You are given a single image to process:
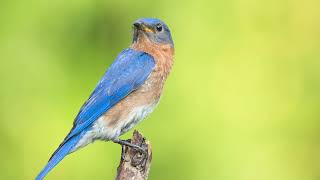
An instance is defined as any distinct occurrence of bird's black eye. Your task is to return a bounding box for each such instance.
[155,23,163,32]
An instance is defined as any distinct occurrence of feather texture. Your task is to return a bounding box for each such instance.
[35,48,155,180]
[35,134,82,180]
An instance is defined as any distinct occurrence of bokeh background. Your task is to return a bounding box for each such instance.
[1,0,320,179]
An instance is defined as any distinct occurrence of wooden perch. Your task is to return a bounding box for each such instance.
[115,130,152,180]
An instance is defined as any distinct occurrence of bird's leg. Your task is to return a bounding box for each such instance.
[113,139,147,157]
[120,143,127,161]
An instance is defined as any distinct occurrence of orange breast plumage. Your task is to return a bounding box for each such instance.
[71,40,174,151]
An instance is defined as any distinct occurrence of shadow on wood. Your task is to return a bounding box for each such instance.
[115,130,152,180]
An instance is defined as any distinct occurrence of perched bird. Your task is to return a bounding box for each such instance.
[35,18,174,180]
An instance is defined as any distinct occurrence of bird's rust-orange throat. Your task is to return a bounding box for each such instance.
[132,36,174,76]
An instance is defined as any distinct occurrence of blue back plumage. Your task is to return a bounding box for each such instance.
[35,48,155,180]
[66,48,155,141]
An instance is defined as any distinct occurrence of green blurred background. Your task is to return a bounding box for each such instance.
[1,0,320,179]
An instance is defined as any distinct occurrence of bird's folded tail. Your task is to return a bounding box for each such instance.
[35,134,81,180]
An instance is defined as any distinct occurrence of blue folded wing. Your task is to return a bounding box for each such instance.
[36,48,155,180]
[66,48,155,142]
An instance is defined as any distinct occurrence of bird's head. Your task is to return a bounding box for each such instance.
[132,18,174,47]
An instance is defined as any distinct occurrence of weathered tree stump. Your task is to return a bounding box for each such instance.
[115,130,152,180]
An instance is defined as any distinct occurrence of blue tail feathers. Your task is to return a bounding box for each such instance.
[35,134,81,180]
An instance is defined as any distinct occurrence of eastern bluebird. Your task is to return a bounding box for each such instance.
[35,18,174,180]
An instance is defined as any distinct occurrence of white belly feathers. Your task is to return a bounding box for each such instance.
[71,101,159,152]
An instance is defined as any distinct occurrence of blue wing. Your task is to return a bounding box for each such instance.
[35,48,155,180]
[66,48,155,142]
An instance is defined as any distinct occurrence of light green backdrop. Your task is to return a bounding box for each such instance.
[0,0,319,179]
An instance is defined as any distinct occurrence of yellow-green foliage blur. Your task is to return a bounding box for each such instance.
[0,0,319,179]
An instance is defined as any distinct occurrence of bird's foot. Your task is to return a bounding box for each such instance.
[113,139,147,160]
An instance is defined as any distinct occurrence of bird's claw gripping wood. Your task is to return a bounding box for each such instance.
[113,138,148,160]
[115,131,152,180]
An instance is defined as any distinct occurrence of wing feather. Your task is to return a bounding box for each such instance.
[61,48,155,146]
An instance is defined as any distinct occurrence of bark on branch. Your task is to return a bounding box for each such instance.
[115,130,152,180]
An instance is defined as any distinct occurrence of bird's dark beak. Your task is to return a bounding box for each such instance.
[133,22,142,29]
[133,22,154,33]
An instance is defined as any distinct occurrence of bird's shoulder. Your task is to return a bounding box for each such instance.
[64,48,156,143]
